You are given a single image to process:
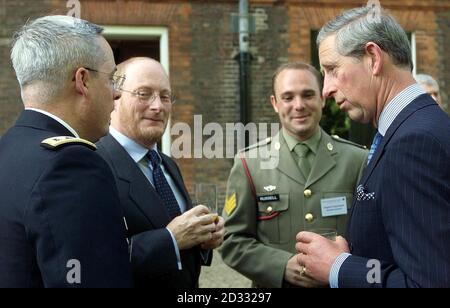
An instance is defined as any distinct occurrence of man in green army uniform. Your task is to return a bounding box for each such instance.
[219,62,368,288]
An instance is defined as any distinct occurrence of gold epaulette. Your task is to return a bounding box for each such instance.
[331,135,367,150]
[40,136,96,151]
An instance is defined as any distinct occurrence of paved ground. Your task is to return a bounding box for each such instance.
[199,251,252,288]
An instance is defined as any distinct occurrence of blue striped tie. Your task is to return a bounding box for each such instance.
[147,150,181,220]
[367,132,383,165]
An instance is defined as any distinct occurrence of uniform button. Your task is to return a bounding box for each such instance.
[266,206,273,213]
[305,213,314,222]
[304,189,312,198]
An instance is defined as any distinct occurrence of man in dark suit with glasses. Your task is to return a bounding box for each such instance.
[97,57,225,288]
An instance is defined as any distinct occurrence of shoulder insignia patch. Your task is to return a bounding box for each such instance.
[41,136,97,151]
[331,135,367,150]
[224,193,237,216]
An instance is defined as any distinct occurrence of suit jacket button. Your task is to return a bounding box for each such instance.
[266,206,273,213]
[304,189,312,198]
[305,213,314,222]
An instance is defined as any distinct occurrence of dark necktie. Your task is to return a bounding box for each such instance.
[147,150,181,220]
[367,132,383,165]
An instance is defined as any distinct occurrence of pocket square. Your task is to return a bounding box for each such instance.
[356,185,375,201]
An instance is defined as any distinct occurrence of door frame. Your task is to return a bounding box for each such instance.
[102,26,172,156]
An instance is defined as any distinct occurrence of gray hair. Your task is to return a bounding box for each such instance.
[415,74,439,89]
[11,15,105,101]
[317,6,413,71]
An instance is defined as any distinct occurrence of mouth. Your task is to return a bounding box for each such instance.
[143,117,163,122]
[292,114,310,120]
[142,117,165,126]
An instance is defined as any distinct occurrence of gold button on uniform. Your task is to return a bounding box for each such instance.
[267,206,273,213]
[304,189,312,198]
[305,213,314,222]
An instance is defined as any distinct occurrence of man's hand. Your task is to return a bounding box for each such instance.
[167,205,217,250]
[295,232,349,284]
[200,216,225,250]
[284,255,327,288]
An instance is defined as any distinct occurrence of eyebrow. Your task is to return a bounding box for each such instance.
[321,64,336,72]
[280,89,318,96]
[136,86,172,93]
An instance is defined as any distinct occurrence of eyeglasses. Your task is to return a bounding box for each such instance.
[85,67,126,91]
[120,88,175,105]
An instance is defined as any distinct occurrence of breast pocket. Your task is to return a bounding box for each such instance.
[256,193,290,244]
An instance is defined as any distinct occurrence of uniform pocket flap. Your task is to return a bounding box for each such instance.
[257,193,289,213]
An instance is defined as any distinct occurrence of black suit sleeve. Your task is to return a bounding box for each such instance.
[130,228,180,279]
[24,146,132,288]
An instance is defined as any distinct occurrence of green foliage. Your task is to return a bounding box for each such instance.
[320,99,350,139]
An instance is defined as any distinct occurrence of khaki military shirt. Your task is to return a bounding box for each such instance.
[219,129,368,287]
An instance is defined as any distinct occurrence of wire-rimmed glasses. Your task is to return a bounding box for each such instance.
[120,88,175,105]
[85,67,126,91]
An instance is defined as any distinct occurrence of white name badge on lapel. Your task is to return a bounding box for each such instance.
[320,197,348,217]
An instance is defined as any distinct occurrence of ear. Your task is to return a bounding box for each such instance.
[270,95,279,113]
[365,42,383,76]
[74,67,90,97]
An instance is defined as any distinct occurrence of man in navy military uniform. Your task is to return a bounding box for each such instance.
[0,15,132,287]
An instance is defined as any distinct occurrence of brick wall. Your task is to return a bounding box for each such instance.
[437,10,449,112]
[0,0,55,134]
[0,0,449,206]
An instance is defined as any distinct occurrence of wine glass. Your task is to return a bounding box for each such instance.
[194,183,219,223]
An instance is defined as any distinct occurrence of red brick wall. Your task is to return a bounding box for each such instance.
[1,0,449,205]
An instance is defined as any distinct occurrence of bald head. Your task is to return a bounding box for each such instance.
[415,74,443,108]
[117,57,166,78]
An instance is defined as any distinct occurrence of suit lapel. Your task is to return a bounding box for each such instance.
[100,134,171,228]
[275,132,306,185]
[305,131,337,187]
[360,94,435,186]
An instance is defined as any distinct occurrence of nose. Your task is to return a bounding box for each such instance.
[322,74,336,99]
[148,94,164,111]
[293,95,305,110]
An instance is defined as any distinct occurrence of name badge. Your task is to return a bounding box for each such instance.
[320,196,348,217]
[257,194,280,203]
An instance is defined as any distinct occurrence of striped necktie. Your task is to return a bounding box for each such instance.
[147,150,181,220]
[367,132,383,165]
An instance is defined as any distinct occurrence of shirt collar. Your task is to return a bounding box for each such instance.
[25,108,79,137]
[109,126,158,163]
[377,83,425,136]
[283,127,322,155]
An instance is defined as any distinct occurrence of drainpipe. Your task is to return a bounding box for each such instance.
[238,0,251,146]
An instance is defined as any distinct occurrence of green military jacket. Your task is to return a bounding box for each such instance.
[219,129,368,287]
